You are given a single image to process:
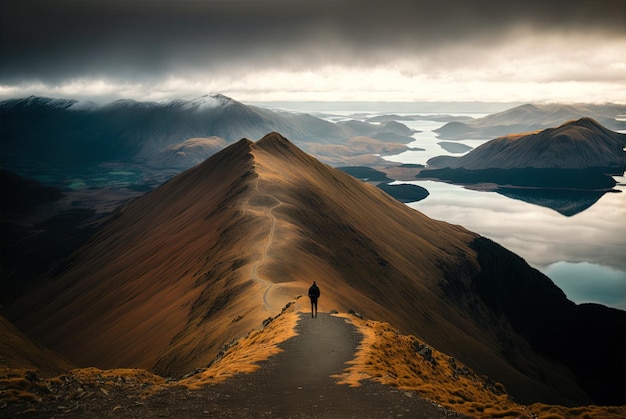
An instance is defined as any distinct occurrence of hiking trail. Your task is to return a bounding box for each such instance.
[248,175,284,311]
[142,312,466,418]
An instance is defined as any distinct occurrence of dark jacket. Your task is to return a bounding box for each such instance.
[308,284,320,300]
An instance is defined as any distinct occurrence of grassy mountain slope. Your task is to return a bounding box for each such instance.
[6,133,623,406]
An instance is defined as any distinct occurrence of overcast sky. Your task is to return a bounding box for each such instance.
[1,0,624,104]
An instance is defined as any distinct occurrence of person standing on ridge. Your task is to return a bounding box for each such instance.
[308,281,320,318]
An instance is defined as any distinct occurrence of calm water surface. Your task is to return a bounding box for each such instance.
[405,179,626,310]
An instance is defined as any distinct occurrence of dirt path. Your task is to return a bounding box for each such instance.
[261,199,283,310]
[140,313,467,418]
[248,177,284,312]
[4,313,467,418]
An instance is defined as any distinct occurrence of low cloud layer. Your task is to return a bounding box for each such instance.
[1,0,624,102]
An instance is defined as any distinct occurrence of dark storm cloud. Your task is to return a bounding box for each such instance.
[1,0,623,84]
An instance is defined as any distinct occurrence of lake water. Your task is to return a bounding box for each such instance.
[323,110,626,311]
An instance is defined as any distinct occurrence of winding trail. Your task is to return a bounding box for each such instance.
[248,174,285,311]
[251,198,284,310]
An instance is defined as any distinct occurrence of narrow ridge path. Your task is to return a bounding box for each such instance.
[248,174,284,312]
[261,199,283,309]
[144,313,467,418]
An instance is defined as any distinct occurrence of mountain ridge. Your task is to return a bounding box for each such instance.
[5,133,624,406]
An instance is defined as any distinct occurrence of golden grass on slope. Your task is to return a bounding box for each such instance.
[501,130,542,140]
[179,300,300,389]
[331,314,529,418]
[333,314,625,419]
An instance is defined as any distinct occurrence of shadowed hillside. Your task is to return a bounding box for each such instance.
[0,316,73,377]
[0,170,100,302]
[5,133,624,407]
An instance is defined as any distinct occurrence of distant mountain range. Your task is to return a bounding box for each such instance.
[0,94,417,175]
[3,95,623,183]
[428,118,626,171]
[5,134,623,406]
[0,94,336,170]
[420,118,626,215]
[434,103,626,139]
[336,119,416,143]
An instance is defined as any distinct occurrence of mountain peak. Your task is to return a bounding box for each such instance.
[181,94,233,111]
[255,131,297,151]
[208,92,234,102]
[252,131,323,172]
[192,137,254,174]
[563,116,603,130]
[553,117,626,147]
[254,131,310,159]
